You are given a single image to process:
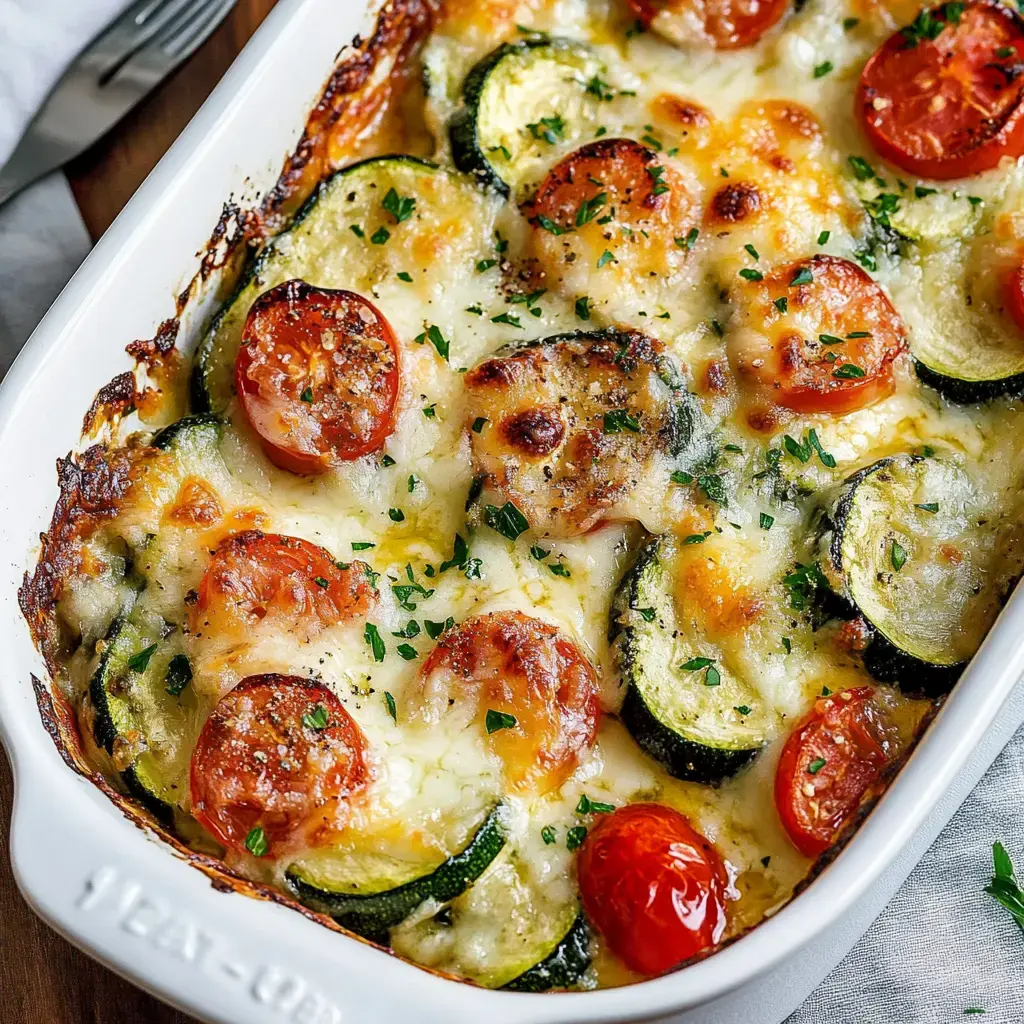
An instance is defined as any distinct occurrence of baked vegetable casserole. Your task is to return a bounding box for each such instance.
[21,0,1024,991]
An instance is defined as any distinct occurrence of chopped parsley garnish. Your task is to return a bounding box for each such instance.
[566,826,588,851]
[575,295,591,320]
[350,224,365,239]
[705,665,721,686]
[245,826,269,857]
[476,258,498,273]
[782,637,792,653]
[364,623,386,662]
[541,825,557,845]
[783,562,829,611]
[127,644,158,673]
[647,165,670,196]
[164,654,192,697]
[576,192,608,226]
[813,60,834,78]
[848,155,875,181]
[527,114,566,144]
[388,508,405,522]
[370,225,391,245]
[392,620,420,639]
[760,512,775,531]
[424,616,454,640]
[351,541,374,551]
[548,562,571,578]
[807,757,827,775]
[843,16,859,29]
[739,268,763,281]
[891,539,908,571]
[744,243,760,261]
[817,230,831,245]
[300,387,314,403]
[485,501,530,541]
[915,502,939,513]
[485,709,517,733]
[407,475,418,493]
[603,409,641,433]
[382,187,416,223]
[833,363,866,379]
[384,691,397,722]
[313,575,330,588]
[423,403,437,418]
[576,794,615,815]
[735,705,752,716]
[472,416,488,433]
[819,333,845,345]
[380,454,396,467]
[915,185,938,198]
[676,227,700,250]
[670,470,694,485]
[680,657,715,670]
[637,607,656,622]
[392,581,434,611]
[683,532,711,545]
[985,841,1024,936]
[790,266,814,287]
[396,644,418,661]
[698,473,728,506]
[784,428,836,468]
[709,318,725,337]
[901,3,960,47]
[491,312,523,328]
[397,271,413,282]
[596,249,617,269]
[413,325,449,361]
[302,704,330,730]
[535,214,569,235]
[774,296,788,314]
[530,544,550,561]
[585,74,615,101]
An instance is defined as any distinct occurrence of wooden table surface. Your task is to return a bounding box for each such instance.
[1,3,277,1021]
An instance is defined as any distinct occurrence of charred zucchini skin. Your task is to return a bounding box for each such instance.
[190,155,439,414]
[611,540,763,784]
[913,359,1024,406]
[824,455,965,697]
[502,911,591,992]
[285,805,507,943]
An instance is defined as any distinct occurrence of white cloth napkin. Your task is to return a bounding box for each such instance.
[0,0,125,370]
[2,4,1024,1022]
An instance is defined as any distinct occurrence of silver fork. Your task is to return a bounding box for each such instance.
[0,0,238,211]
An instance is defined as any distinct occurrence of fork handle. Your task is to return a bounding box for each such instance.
[0,136,64,212]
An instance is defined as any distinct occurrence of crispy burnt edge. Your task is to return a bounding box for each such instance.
[84,0,439,439]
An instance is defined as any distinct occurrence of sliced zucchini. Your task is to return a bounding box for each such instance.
[90,611,205,822]
[151,412,222,452]
[285,803,506,942]
[191,155,485,413]
[449,37,606,198]
[391,851,589,990]
[912,336,1024,404]
[502,911,591,992]
[852,177,977,243]
[820,453,1014,695]
[611,537,769,783]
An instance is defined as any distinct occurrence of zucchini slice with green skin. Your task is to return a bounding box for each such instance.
[151,412,222,451]
[611,537,769,783]
[820,453,1015,695]
[191,155,482,414]
[285,804,506,942]
[912,354,1024,405]
[90,612,205,823]
[502,911,591,992]
[449,37,607,198]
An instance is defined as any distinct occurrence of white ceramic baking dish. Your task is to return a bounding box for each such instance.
[3,2,1024,1021]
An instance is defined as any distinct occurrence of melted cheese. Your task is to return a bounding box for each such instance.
[52,0,1024,992]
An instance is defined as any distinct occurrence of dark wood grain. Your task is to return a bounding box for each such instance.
[3,3,277,1020]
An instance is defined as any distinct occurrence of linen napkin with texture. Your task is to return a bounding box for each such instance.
[2,4,1024,1022]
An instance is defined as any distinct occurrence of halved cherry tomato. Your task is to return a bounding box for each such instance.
[1006,262,1024,332]
[189,531,375,641]
[627,0,789,49]
[578,803,729,976]
[235,280,400,474]
[528,138,699,292]
[774,686,896,858]
[730,254,906,415]
[190,673,369,855]
[857,1,1024,179]
[410,611,599,794]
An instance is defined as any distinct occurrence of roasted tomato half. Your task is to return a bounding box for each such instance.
[235,280,400,474]
[190,674,369,856]
[774,686,897,858]
[466,329,689,536]
[408,611,600,795]
[189,531,375,641]
[578,803,729,975]
[857,1,1024,179]
[627,0,789,49]
[729,254,906,416]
